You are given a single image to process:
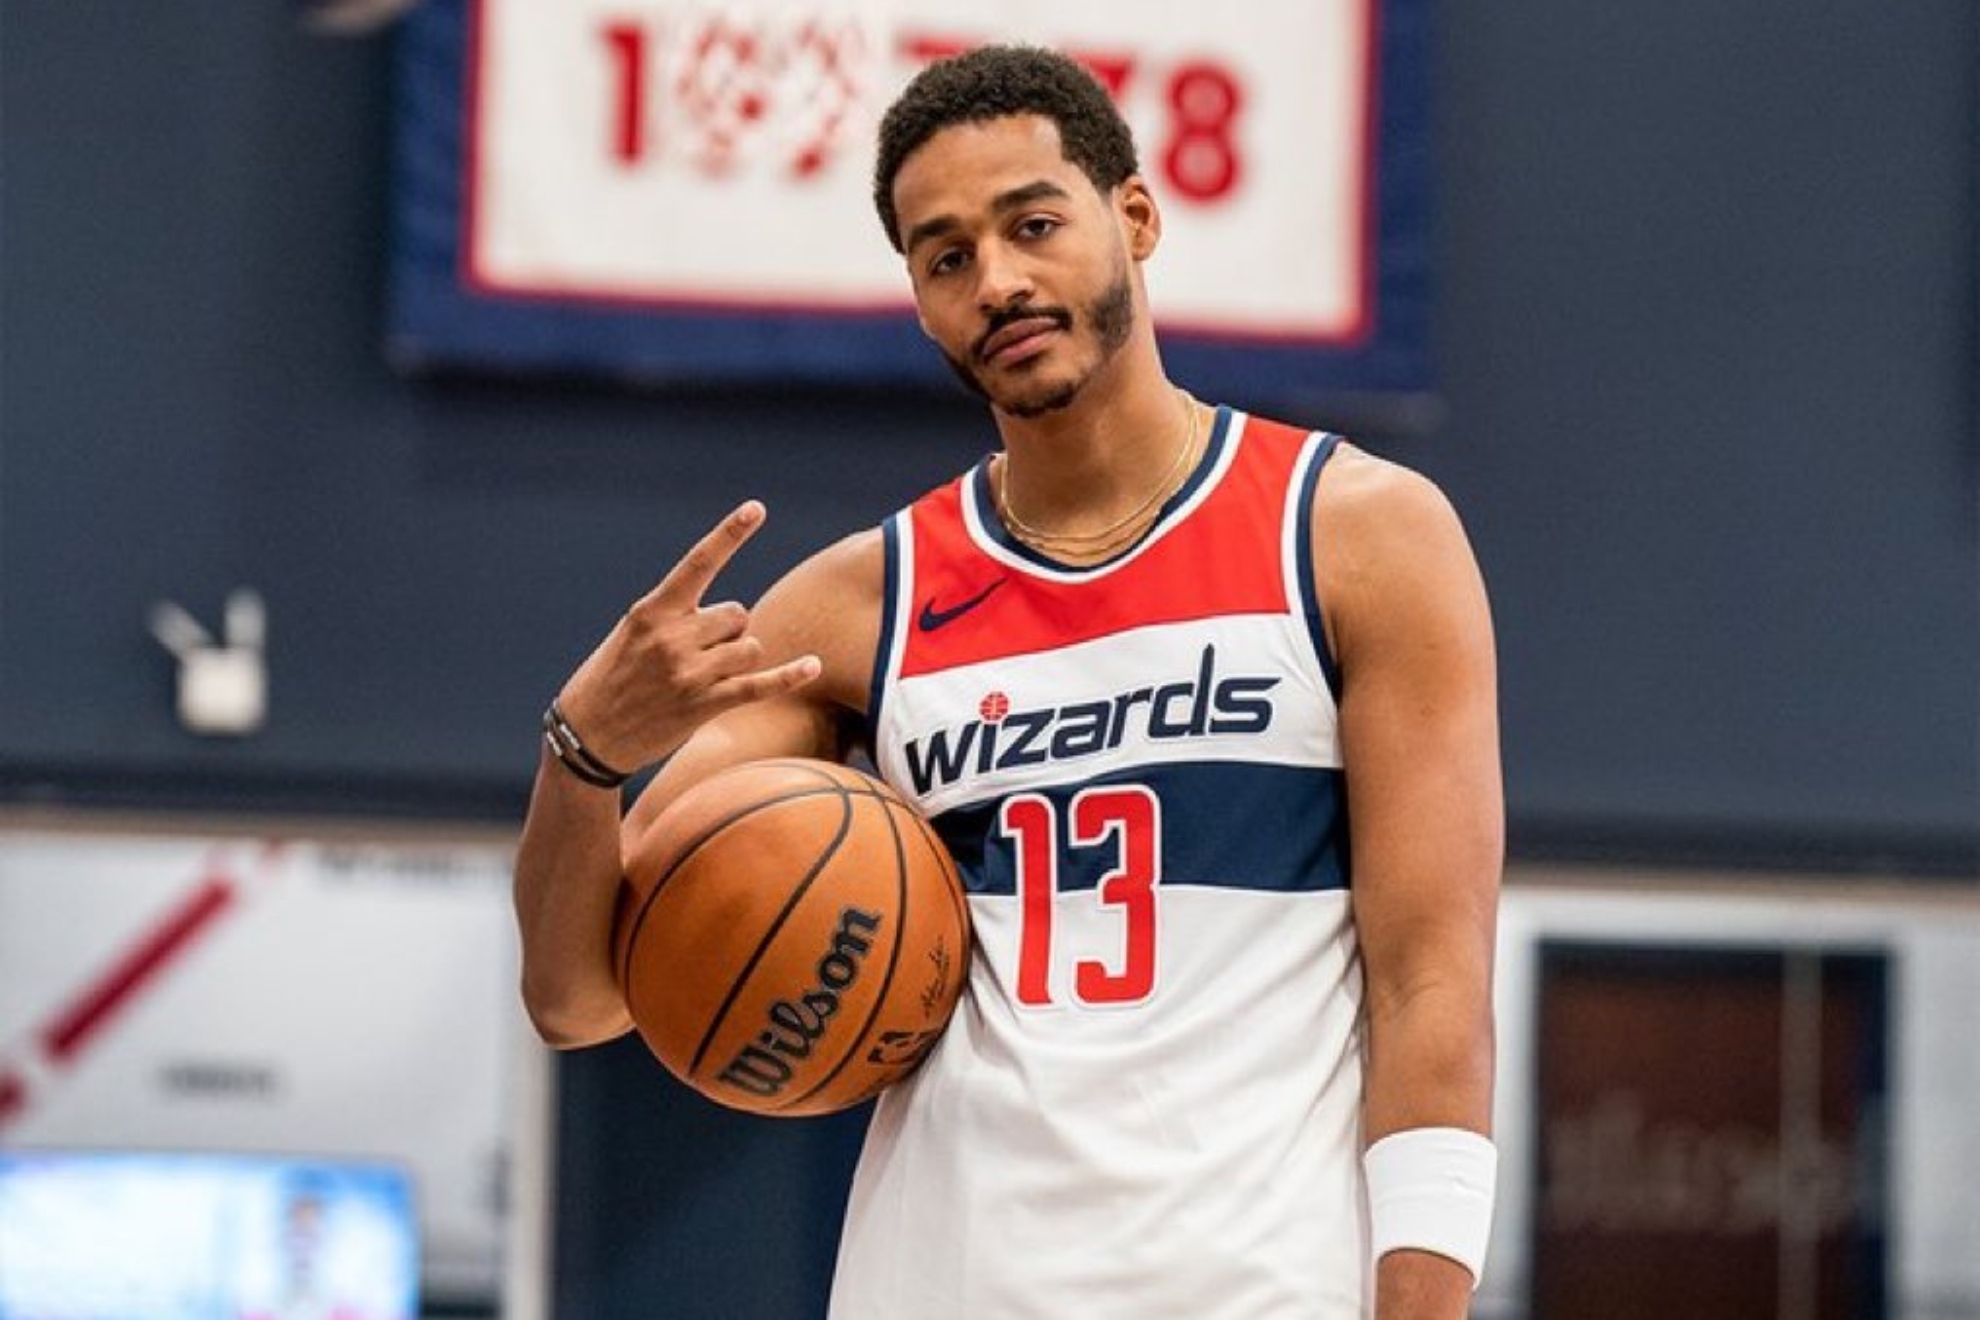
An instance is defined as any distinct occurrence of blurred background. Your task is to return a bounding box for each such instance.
[0,1,1973,1318]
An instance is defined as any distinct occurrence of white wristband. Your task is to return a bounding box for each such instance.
[1363,1126,1497,1288]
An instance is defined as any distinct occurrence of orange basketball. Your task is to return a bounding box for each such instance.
[614,758,970,1117]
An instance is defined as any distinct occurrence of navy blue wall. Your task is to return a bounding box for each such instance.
[1419,0,1978,870]
[2,3,1973,869]
[0,6,981,818]
[5,4,1971,870]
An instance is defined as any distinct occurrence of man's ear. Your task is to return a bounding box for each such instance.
[1118,176,1162,259]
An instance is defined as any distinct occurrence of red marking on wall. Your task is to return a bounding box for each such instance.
[0,848,293,1133]
[38,877,237,1064]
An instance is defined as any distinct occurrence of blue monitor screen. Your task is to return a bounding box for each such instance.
[0,1150,419,1320]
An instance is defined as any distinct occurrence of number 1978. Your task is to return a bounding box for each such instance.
[598,19,1247,204]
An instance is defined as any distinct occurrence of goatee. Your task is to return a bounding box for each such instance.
[941,270,1136,419]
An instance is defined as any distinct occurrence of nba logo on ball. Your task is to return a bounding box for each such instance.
[614,759,970,1117]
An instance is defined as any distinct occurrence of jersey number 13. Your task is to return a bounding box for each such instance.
[998,785,1161,1008]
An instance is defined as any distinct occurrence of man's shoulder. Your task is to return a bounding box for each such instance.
[1215,407,1458,529]
[765,526,888,633]
[1307,443,1486,639]
[804,524,888,584]
[754,526,888,713]
[1315,443,1456,525]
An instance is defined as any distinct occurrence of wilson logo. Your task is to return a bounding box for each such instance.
[715,906,882,1100]
[903,645,1280,794]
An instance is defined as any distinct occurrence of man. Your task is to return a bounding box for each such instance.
[515,44,1501,1320]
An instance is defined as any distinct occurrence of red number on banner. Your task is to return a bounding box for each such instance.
[596,16,868,178]
[602,22,648,166]
[896,32,1133,98]
[607,25,1247,197]
[1062,51,1137,101]
[1161,61,1244,202]
[786,19,864,178]
[673,17,767,176]
[896,35,1246,205]
[1001,786,1162,1008]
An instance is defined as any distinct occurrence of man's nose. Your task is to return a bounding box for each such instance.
[974,241,1034,312]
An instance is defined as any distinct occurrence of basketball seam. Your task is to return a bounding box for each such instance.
[685,783,857,1078]
[617,767,918,997]
[615,759,961,1116]
[617,772,860,991]
[772,793,914,1113]
[901,804,973,946]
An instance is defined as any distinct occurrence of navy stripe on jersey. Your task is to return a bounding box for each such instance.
[929,759,1349,898]
[966,406,1237,572]
[1161,404,1232,517]
[1294,435,1344,699]
[865,514,903,749]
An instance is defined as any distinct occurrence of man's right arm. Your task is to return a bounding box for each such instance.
[511,504,880,1048]
[513,696,844,1048]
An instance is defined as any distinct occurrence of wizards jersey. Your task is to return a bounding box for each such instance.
[833,408,1371,1319]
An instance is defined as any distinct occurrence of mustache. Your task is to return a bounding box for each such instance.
[973,302,1073,362]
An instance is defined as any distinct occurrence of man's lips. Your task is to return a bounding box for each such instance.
[978,314,1067,364]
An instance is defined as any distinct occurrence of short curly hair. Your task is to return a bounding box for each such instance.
[872,45,1141,252]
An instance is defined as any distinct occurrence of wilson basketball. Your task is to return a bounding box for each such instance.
[614,758,970,1117]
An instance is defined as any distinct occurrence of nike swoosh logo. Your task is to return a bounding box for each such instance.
[917,578,1006,632]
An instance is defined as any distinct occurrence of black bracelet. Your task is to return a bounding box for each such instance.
[541,701,632,789]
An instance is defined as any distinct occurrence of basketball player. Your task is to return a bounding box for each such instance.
[514,45,1501,1320]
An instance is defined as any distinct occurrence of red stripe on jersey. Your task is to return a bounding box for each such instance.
[901,416,1315,677]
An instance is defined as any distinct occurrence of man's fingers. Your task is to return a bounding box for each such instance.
[701,653,823,711]
[647,501,766,610]
[691,601,751,646]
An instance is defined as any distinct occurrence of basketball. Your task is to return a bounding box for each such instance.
[614,758,970,1117]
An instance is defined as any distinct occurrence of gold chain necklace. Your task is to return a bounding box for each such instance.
[999,390,1201,553]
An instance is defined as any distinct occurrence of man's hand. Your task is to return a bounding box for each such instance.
[553,501,821,778]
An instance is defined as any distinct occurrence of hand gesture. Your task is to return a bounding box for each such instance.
[550,502,820,779]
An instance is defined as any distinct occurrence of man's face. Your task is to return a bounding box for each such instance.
[889,115,1150,418]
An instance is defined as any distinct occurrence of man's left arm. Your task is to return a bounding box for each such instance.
[1315,450,1503,1320]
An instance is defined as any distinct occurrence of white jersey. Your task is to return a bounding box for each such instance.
[835,408,1369,1319]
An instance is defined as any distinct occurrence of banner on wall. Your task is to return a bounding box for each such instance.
[1532,943,1890,1320]
[0,832,521,1302]
[387,0,1433,406]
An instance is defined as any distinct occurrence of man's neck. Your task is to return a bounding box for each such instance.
[990,364,1210,560]
[991,358,1193,528]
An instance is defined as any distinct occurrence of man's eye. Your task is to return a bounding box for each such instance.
[1016,216,1059,239]
[929,249,968,277]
